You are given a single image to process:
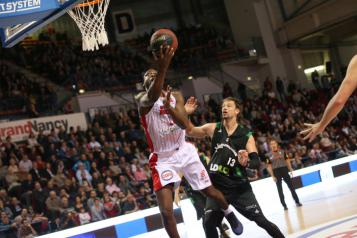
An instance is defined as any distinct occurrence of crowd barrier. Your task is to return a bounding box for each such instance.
[37,154,357,238]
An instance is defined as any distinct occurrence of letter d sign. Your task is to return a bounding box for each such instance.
[114,9,135,35]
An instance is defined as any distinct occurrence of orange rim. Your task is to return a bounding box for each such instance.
[76,0,102,7]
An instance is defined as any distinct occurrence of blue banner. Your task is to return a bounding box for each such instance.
[0,0,60,27]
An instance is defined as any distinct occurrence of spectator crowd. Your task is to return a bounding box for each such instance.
[2,42,147,92]
[0,62,57,120]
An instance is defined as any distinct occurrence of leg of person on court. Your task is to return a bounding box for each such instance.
[274,169,287,209]
[282,170,301,206]
[181,143,243,235]
[156,184,180,238]
[201,186,242,234]
[229,190,285,238]
[203,199,225,238]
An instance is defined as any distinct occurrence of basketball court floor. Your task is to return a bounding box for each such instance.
[229,172,357,238]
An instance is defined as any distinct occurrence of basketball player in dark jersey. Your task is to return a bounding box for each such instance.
[185,97,285,238]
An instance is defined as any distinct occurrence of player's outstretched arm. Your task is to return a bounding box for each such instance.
[301,55,357,142]
[186,122,216,138]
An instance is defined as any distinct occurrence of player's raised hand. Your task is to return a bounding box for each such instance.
[300,122,325,142]
[153,45,175,70]
[238,150,249,167]
[163,85,172,110]
[184,97,198,115]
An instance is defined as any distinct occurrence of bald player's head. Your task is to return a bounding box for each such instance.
[143,69,158,91]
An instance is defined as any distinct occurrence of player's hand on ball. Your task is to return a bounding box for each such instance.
[163,85,172,110]
[238,150,249,167]
[300,122,325,142]
[152,45,175,70]
[184,97,198,115]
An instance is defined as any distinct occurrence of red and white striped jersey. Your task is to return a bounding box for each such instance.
[141,95,185,154]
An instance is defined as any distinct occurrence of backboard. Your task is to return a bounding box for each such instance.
[0,0,84,48]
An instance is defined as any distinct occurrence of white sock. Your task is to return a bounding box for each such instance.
[223,204,234,216]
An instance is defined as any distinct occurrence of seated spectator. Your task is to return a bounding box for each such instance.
[76,163,92,186]
[78,207,91,225]
[0,212,17,237]
[7,158,19,174]
[17,218,37,238]
[103,195,119,218]
[29,162,43,182]
[27,133,39,149]
[19,155,33,173]
[59,211,77,230]
[87,190,97,209]
[134,166,147,183]
[122,194,138,215]
[42,163,55,181]
[105,178,121,195]
[8,197,23,218]
[45,191,62,220]
[74,196,84,212]
[32,182,47,214]
[108,159,121,176]
[88,137,101,150]
[51,169,67,188]
[89,198,106,222]
[118,175,135,195]
[20,174,34,207]
[13,208,32,226]
[0,200,13,219]
[309,143,328,164]
[73,154,91,172]
[320,132,335,152]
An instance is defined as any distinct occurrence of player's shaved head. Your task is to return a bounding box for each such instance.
[143,68,158,91]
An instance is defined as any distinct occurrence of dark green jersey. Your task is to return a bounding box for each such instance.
[209,122,252,193]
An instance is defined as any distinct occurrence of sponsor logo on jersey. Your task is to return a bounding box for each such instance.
[210,163,229,175]
[214,143,238,157]
[161,170,173,181]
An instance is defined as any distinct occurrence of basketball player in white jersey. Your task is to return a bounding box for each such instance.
[135,45,243,238]
[301,55,357,141]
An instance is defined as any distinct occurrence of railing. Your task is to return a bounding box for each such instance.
[87,104,136,121]
[278,0,332,21]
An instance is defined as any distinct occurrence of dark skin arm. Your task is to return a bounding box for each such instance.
[164,87,190,129]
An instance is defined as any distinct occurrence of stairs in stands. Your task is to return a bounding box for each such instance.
[2,60,73,113]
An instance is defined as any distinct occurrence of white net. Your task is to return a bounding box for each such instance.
[68,0,110,51]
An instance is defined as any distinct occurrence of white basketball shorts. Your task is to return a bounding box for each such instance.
[149,142,211,192]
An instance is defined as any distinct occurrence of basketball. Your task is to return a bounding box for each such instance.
[150,29,178,53]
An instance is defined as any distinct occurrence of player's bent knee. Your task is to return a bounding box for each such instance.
[200,185,215,197]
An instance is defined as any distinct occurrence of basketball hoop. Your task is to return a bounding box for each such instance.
[68,0,110,51]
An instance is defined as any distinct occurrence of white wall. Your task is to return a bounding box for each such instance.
[77,91,119,112]
[254,0,287,83]
[338,45,357,66]
[222,62,271,91]
[180,77,222,104]
[223,0,261,48]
